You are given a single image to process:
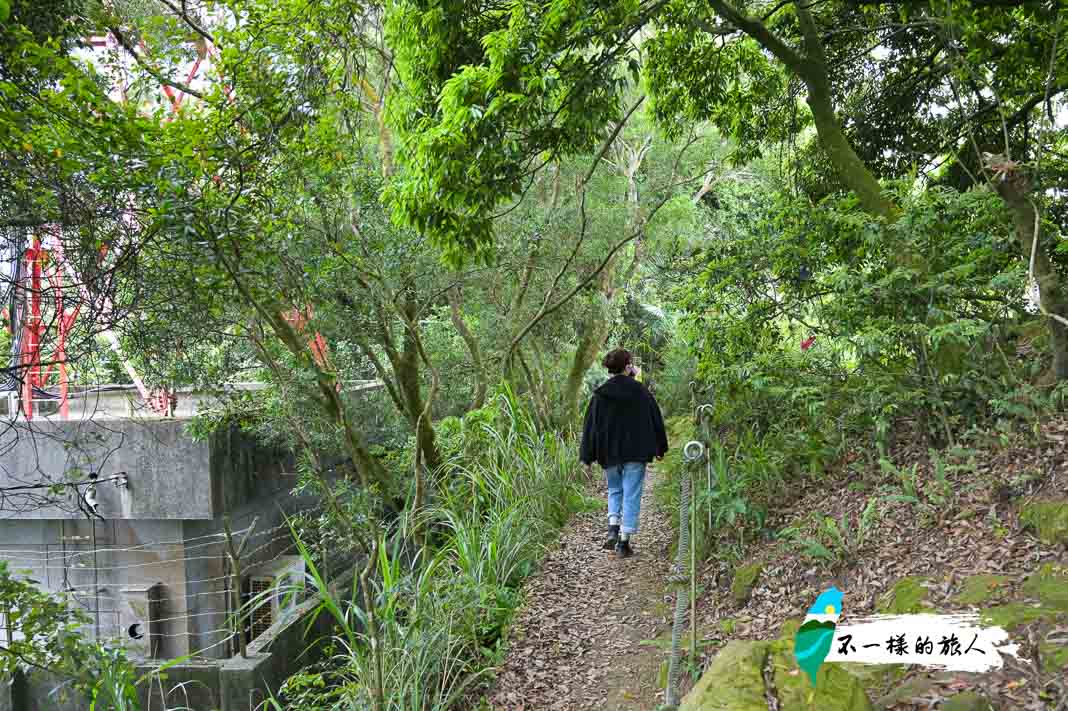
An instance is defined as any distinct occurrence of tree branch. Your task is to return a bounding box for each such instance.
[158,0,217,45]
[108,25,207,101]
[705,0,811,78]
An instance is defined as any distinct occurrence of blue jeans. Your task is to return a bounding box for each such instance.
[604,462,647,535]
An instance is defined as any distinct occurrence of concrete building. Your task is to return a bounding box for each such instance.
[0,381,382,663]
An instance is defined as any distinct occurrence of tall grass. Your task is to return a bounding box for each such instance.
[274,384,586,710]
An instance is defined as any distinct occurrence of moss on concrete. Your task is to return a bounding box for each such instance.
[874,676,937,709]
[876,577,931,614]
[954,575,1010,606]
[836,662,904,691]
[681,625,875,711]
[779,618,803,639]
[1019,500,1068,545]
[731,563,763,606]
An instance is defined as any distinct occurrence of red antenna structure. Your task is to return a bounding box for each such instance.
[6,21,335,419]
[11,234,80,418]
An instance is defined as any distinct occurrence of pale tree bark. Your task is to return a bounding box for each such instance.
[560,136,652,424]
[447,285,488,410]
[989,164,1068,380]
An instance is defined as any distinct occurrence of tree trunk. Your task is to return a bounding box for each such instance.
[804,79,897,221]
[706,0,899,222]
[447,286,487,410]
[992,170,1068,380]
[562,291,614,425]
[396,295,441,472]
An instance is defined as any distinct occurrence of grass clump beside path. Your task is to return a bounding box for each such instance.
[276,387,591,710]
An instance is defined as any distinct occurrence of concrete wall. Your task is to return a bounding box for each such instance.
[0,403,375,705]
[217,562,359,711]
[0,418,307,663]
[0,419,215,520]
[136,663,222,711]
[0,418,298,522]
[0,676,10,711]
[10,671,83,711]
[0,518,194,659]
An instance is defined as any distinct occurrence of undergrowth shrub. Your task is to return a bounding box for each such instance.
[275,384,587,710]
[660,180,1063,559]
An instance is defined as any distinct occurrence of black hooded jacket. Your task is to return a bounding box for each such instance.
[579,375,668,467]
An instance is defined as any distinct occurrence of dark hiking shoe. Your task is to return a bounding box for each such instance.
[614,540,634,558]
[602,525,620,550]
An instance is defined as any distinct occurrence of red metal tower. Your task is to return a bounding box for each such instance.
[6,26,336,419]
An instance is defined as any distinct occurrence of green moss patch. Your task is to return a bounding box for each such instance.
[767,637,874,711]
[953,575,1010,606]
[679,629,879,711]
[1021,563,1068,611]
[874,676,938,709]
[876,577,931,614]
[1039,641,1068,674]
[941,691,993,711]
[678,640,770,711]
[1019,500,1068,545]
[731,563,763,606]
[980,603,1058,631]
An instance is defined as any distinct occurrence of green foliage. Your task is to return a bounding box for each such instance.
[679,176,1040,470]
[779,498,879,568]
[276,389,585,709]
[644,15,794,163]
[384,0,641,263]
[0,562,143,709]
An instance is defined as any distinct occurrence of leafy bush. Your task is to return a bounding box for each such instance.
[275,386,586,710]
[659,178,1059,563]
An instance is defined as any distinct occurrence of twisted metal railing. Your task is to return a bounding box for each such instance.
[662,382,715,709]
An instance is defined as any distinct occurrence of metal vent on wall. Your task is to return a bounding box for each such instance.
[248,577,274,640]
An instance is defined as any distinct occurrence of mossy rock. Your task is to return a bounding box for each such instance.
[1019,500,1068,545]
[731,563,763,606]
[1039,641,1068,673]
[779,617,803,639]
[876,577,931,614]
[1021,563,1068,611]
[767,637,874,710]
[941,691,993,711]
[980,603,1058,631]
[836,663,904,691]
[954,575,1010,606]
[679,637,874,711]
[874,676,937,709]
[679,640,770,711]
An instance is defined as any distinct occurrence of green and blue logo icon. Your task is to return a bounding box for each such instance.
[793,586,843,686]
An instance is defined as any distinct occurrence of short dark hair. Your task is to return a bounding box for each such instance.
[602,348,632,374]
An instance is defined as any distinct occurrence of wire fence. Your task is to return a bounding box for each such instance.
[0,504,353,663]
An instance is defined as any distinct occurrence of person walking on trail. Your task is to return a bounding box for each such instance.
[580,348,668,558]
